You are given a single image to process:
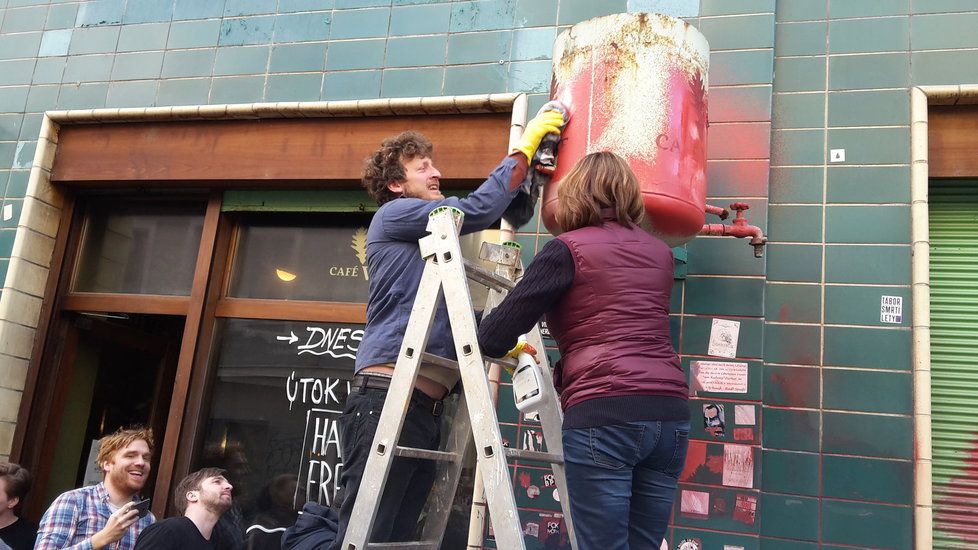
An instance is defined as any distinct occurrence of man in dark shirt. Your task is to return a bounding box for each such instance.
[0,463,36,550]
[134,468,233,550]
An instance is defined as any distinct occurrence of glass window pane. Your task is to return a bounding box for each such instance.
[73,200,206,295]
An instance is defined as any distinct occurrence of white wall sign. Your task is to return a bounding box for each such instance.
[708,318,741,358]
[880,295,903,324]
[690,361,749,394]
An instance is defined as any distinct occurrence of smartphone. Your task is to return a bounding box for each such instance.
[132,497,151,518]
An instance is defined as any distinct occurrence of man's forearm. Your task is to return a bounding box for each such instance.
[506,152,529,191]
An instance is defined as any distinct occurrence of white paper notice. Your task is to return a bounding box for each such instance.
[734,404,756,426]
[880,295,903,324]
[680,489,710,517]
[722,444,754,488]
[691,361,748,393]
[724,546,745,550]
[708,318,741,358]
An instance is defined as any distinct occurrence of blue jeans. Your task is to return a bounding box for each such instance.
[562,420,690,550]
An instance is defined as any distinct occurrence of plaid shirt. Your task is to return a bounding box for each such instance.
[35,482,155,550]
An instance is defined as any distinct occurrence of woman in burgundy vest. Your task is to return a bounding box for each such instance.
[478,151,689,550]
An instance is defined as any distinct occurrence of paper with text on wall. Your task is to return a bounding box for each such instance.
[708,318,741,358]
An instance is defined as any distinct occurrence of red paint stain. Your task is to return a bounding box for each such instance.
[933,439,978,544]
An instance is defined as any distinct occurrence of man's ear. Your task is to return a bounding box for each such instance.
[5,496,18,510]
[187,490,199,504]
[387,181,404,195]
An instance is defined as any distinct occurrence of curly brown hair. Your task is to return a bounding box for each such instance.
[97,426,154,470]
[361,131,434,205]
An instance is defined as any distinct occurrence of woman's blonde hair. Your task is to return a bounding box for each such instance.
[554,151,645,232]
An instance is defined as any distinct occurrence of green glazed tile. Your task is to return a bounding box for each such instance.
[508,60,549,93]
[765,244,821,283]
[912,50,978,86]
[111,52,164,81]
[771,129,823,166]
[515,0,556,27]
[274,12,331,43]
[763,407,819,451]
[5,171,29,198]
[323,70,382,100]
[0,31,42,59]
[712,50,774,86]
[0,59,34,86]
[1,6,45,33]
[824,326,910,370]
[443,63,507,95]
[75,0,125,27]
[827,89,910,127]
[279,0,333,11]
[672,529,760,550]
[511,27,556,61]
[447,30,511,64]
[106,80,158,108]
[911,12,978,50]
[709,86,772,123]
[765,282,821,323]
[680,316,763,358]
[687,237,767,276]
[672,485,761,534]
[824,368,911,414]
[163,50,217,78]
[775,21,826,56]
[63,55,114,83]
[68,26,120,55]
[763,364,820,407]
[823,411,912,458]
[0,146,15,173]
[208,76,264,104]
[824,285,910,326]
[707,122,772,160]
[213,46,269,75]
[123,0,173,24]
[768,204,822,243]
[17,114,42,141]
[773,57,825,93]
[224,0,275,17]
[829,53,909,90]
[381,67,444,98]
[829,0,909,18]
[386,35,447,67]
[670,279,683,312]
[326,39,385,70]
[770,167,823,204]
[390,3,451,35]
[912,0,978,13]
[764,323,820,365]
[825,205,910,244]
[12,142,35,170]
[117,23,169,52]
[822,499,912,549]
[0,116,23,142]
[844,158,898,196]
[0,87,29,113]
[701,0,773,16]
[32,57,65,85]
[759,494,819,540]
[760,539,817,550]
[38,29,71,57]
[0,230,16,257]
[45,3,78,29]
[707,160,770,197]
[270,43,327,73]
[698,14,775,50]
[557,0,628,26]
[168,20,222,49]
[220,16,276,46]
[450,0,517,31]
[772,92,824,129]
[157,78,211,106]
[825,245,910,285]
[57,83,109,110]
[330,7,390,39]
[822,455,913,504]
[761,449,819,496]
[776,0,827,21]
[173,0,226,20]
[828,16,908,54]
[335,0,388,7]
[266,73,323,101]
[684,277,764,317]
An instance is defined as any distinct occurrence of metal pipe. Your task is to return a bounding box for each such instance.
[705,203,729,220]
[698,202,767,257]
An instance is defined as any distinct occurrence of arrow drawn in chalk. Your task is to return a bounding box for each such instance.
[277,331,298,345]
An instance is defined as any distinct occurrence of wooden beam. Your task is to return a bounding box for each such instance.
[930,105,978,178]
[52,114,511,184]
[215,297,367,324]
[61,293,189,316]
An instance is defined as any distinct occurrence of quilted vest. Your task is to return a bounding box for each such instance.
[548,217,688,411]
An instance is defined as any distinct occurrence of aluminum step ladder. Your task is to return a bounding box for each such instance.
[340,207,578,550]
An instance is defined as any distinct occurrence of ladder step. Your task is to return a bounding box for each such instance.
[464,260,516,291]
[504,447,564,465]
[393,446,460,462]
[365,542,439,549]
[421,351,518,372]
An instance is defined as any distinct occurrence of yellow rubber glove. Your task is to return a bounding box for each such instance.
[505,341,538,361]
[512,110,565,161]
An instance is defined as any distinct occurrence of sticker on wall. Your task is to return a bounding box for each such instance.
[680,489,710,518]
[703,403,726,438]
[734,404,756,426]
[676,539,701,550]
[880,295,903,324]
[732,494,757,526]
[722,444,754,489]
[724,545,745,550]
[708,319,741,358]
[690,360,749,394]
[733,427,754,441]
[523,522,540,538]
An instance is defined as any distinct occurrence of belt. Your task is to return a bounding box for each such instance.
[351,374,444,417]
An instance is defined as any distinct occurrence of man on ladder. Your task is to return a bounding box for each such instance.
[333,108,565,548]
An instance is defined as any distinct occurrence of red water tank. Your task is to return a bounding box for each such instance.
[543,13,710,246]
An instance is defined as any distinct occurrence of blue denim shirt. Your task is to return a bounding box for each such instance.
[355,156,521,371]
